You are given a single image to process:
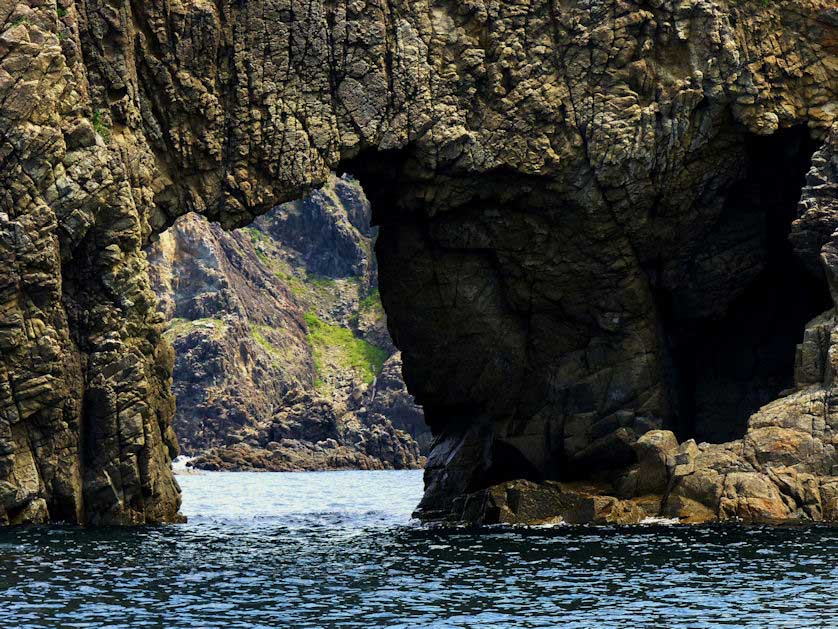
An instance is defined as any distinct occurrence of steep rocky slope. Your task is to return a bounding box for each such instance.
[0,0,835,525]
[147,175,427,471]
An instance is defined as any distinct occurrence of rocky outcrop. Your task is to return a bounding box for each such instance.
[147,175,425,471]
[460,412,838,526]
[463,310,838,525]
[0,0,836,525]
[368,353,432,453]
[147,208,313,455]
[460,422,838,524]
[191,389,422,472]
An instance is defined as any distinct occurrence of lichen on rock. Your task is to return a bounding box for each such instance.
[0,0,836,525]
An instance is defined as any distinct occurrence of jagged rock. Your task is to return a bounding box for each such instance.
[615,429,679,498]
[148,177,425,470]
[147,214,312,454]
[0,0,835,525]
[457,479,649,526]
[190,389,422,472]
[255,175,376,282]
[367,354,431,453]
[466,392,838,525]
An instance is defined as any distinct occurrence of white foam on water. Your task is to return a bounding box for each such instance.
[639,516,680,525]
[172,455,200,474]
[528,520,569,529]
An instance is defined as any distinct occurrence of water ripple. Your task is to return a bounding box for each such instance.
[0,470,836,628]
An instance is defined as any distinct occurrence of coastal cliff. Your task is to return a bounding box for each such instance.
[0,0,836,525]
[146,175,426,472]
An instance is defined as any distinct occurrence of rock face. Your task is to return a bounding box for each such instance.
[0,0,836,525]
[459,422,838,525]
[146,175,425,471]
[192,389,423,473]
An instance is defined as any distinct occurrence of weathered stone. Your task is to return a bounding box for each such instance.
[820,478,838,521]
[190,388,422,472]
[719,472,795,522]
[634,430,679,495]
[148,176,425,471]
[0,0,836,525]
[458,479,647,526]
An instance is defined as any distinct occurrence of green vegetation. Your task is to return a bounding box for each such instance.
[349,288,385,330]
[241,226,364,310]
[304,312,387,385]
[254,248,271,267]
[244,227,282,273]
[56,4,68,18]
[243,226,268,243]
[250,323,301,371]
[239,224,384,387]
[359,288,383,314]
[91,110,110,143]
[250,324,278,354]
[307,274,337,288]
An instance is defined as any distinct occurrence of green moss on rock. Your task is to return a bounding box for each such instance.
[304,312,387,385]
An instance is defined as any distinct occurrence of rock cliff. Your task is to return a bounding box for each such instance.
[146,174,426,472]
[0,0,836,525]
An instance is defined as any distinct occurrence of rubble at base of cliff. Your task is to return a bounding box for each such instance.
[450,423,838,526]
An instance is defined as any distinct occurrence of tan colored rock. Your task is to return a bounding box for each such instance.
[0,0,836,525]
[662,496,718,525]
[634,430,679,495]
[795,311,836,386]
[820,478,838,521]
[719,473,795,522]
[458,480,647,526]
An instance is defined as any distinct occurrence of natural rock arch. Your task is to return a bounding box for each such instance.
[0,0,836,525]
[349,123,837,520]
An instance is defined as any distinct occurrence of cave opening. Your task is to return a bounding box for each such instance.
[146,169,433,475]
[660,126,830,444]
[483,440,546,488]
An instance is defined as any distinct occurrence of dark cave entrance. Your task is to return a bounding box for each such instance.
[659,127,830,444]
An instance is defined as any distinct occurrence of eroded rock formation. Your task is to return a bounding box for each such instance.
[146,174,425,472]
[0,0,836,525]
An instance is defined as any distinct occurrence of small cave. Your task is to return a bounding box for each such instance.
[483,440,545,488]
[659,127,830,444]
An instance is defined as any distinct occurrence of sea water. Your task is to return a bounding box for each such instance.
[0,469,836,628]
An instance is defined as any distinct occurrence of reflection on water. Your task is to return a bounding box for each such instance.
[1,470,836,628]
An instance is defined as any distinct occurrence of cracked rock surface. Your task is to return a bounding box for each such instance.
[146,175,426,472]
[0,0,836,524]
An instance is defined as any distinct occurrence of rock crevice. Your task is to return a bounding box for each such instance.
[0,0,836,524]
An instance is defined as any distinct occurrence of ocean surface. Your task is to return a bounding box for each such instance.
[0,468,836,628]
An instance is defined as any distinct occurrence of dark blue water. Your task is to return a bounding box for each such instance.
[1,469,836,628]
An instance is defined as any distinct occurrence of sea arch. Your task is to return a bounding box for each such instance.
[0,0,835,525]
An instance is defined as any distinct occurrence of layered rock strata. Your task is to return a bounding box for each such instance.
[0,0,836,525]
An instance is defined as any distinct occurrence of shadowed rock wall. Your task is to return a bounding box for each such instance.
[0,0,835,524]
